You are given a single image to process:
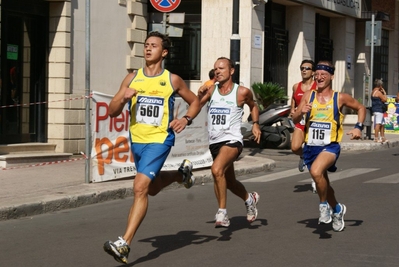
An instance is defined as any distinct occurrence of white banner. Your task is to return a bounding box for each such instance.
[91,91,213,182]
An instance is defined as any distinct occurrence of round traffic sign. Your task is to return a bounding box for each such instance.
[150,0,181,13]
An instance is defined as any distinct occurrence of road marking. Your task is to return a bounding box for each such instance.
[299,168,379,183]
[243,168,307,183]
[365,174,399,184]
[243,168,381,183]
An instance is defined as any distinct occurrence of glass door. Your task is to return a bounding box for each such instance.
[1,4,48,144]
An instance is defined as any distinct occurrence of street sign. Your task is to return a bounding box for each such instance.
[149,23,183,37]
[365,21,381,46]
[150,12,185,24]
[149,0,181,13]
[149,12,185,37]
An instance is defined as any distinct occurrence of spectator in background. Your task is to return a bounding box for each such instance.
[203,69,216,88]
[371,79,387,143]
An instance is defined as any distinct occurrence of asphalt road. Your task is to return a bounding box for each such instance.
[0,147,398,267]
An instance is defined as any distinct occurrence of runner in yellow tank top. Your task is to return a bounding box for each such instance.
[128,68,175,144]
[304,90,344,145]
[104,32,200,264]
[292,60,366,232]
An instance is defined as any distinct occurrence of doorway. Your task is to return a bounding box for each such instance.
[1,1,48,144]
[264,2,288,93]
[315,14,333,63]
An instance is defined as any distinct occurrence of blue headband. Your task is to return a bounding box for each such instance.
[316,64,335,75]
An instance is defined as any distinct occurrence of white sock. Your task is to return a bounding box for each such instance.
[218,208,227,214]
[245,194,253,206]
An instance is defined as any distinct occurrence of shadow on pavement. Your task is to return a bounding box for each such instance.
[297,218,364,239]
[216,216,268,241]
[293,183,314,193]
[128,230,218,266]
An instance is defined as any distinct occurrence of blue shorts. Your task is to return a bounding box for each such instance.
[303,142,341,172]
[131,143,171,180]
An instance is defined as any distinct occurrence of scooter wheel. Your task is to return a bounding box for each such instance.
[274,128,291,149]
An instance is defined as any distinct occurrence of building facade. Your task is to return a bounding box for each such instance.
[0,0,398,153]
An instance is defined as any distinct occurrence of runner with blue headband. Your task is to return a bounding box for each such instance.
[315,64,335,75]
[292,60,366,233]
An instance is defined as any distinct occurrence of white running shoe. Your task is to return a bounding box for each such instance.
[246,192,259,223]
[215,211,230,228]
[332,204,346,232]
[318,203,332,224]
[103,236,130,264]
[178,159,195,188]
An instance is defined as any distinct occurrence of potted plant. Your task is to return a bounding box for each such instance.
[249,82,291,149]
[251,82,289,110]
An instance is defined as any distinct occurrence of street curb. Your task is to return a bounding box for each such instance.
[341,140,399,151]
[0,188,134,221]
[0,157,276,221]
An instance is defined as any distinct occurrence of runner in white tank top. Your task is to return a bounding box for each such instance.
[208,83,243,145]
[198,57,261,228]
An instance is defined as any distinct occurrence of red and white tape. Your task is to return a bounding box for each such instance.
[0,95,92,109]
[1,152,89,171]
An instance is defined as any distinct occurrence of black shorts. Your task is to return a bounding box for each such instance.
[209,140,243,160]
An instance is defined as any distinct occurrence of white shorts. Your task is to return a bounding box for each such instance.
[374,112,385,125]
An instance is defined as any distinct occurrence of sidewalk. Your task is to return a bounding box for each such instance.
[1,126,398,221]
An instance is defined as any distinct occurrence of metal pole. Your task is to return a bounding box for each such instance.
[85,0,91,183]
[230,0,240,84]
[362,73,366,107]
[365,14,375,140]
[162,12,167,69]
[370,14,375,106]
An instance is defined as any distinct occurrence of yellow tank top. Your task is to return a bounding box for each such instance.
[304,91,344,145]
[128,69,175,145]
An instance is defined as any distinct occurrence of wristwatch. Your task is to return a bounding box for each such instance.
[183,115,193,126]
[354,122,364,131]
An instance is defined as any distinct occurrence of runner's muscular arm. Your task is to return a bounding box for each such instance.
[239,86,261,144]
[340,93,366,140]
[109,72,137,117]
[290,83,298,116]
[169,74,201,133]
[198,84,214,108]
[292,90,312,124]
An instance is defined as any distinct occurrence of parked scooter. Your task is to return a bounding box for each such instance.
[241,104,294,149]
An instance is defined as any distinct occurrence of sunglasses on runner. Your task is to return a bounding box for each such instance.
[300,67,312,71]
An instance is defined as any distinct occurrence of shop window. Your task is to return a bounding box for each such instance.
[373,29,389,92]
[148,1,201,80]
[264,2,288,92]
[165,16,201,80]
[315,14,333,63]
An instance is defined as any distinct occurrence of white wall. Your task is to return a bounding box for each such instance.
[287,5,315,98]
[201,0,233,84]
[71,1,131,95]
[330,17,356,96]
[249,3,265,86]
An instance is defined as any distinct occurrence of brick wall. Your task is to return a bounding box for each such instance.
[373,0,395,29]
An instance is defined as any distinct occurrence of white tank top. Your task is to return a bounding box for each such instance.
[207,83,244,145]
